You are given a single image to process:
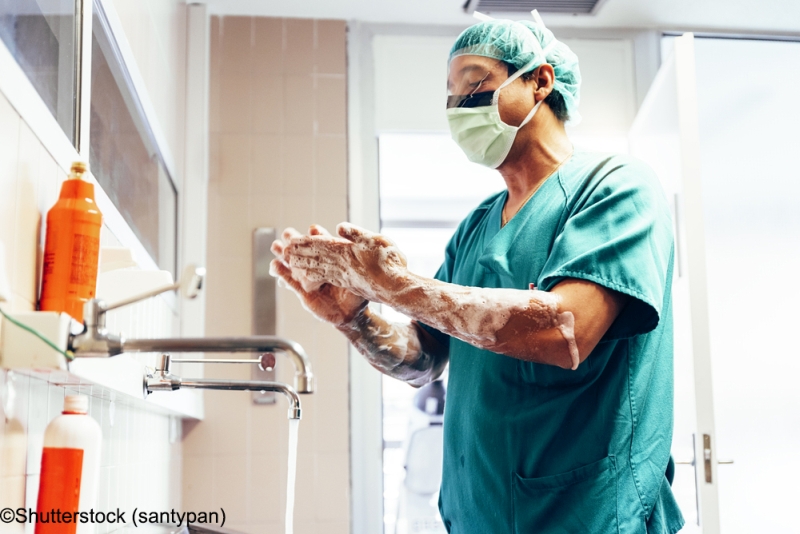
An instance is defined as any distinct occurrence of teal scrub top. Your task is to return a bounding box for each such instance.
[424,151,685,534]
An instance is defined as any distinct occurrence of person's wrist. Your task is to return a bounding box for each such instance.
[337,304,370,333]
[372,266,414,305]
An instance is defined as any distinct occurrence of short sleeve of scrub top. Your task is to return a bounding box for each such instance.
[537,157,674,340]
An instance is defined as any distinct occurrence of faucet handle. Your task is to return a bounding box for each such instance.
[145,353,181,394]
[103,264,206,313]
[259,352,276,371]
[177,264,205,299]
[156,353,172,374]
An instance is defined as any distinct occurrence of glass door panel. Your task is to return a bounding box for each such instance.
[693,37,800,534]
[633,33,800,533]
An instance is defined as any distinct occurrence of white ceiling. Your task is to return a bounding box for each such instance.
[204,0,800,35]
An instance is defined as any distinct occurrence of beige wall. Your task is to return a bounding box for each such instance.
[182,16,350,534]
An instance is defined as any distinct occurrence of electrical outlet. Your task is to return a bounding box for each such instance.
[0,240,11,304]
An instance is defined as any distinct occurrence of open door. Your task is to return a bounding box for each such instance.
[629,33,721,533]
[631,32,800,534]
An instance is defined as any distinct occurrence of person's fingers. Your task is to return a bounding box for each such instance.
[289,264,335,285]
[282,227,303,242]
[271,239,285,258]
[336,222,372,243]
[291,261,345,288]
[288,255,325,270]
[297,270,326,292]
[269,258,297,284]
[273,256,329,288]
[299,269,327,283]
[285,237,344,258]
[309,224,332,237]
[269,259,309,297]
[287,257,348,287]
[337,222,394,247]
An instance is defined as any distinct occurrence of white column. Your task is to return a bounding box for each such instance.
[347,20,385,534]
[675,33,721,534]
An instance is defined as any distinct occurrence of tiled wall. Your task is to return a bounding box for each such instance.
[0,370,181,533]
[0,92,64,315]
[182,16,350,534]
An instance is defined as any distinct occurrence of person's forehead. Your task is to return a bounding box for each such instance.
[448,55,504,75]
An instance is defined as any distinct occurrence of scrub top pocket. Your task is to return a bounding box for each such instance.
[512,456,618,534]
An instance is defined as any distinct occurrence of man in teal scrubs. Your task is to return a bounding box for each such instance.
[272,18,685,534]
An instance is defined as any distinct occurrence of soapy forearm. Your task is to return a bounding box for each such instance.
[338,307,448,386]
[373,273,580,370]
[282,223,579,369]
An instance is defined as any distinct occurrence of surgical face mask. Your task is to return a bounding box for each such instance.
[446,59,542,169]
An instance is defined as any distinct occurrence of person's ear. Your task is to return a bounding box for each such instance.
[534,64,556,102]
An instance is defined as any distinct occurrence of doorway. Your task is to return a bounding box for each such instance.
[631,33,800,533]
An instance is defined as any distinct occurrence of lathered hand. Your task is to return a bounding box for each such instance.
[282,223,408,303]
[273,224,446,386]
[281,224,581,370]
[271,226,367,327]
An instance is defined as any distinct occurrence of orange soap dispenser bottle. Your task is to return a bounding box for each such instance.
[39,162,103,323]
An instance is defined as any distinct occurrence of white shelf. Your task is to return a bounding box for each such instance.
[15,356,204,420]
[0,311,202,419]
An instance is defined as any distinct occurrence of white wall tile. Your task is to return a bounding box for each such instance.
[24,379,49,476]
[12,123,41,304]
[0,93,20,275]
[1,373,29,478]
[0,475,26,512]
[24,474,39,527]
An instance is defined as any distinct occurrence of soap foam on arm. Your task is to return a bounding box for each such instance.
[339,307,448,386]
[387,276,580,370]
[284,223,580,370]
[271,225,448,385]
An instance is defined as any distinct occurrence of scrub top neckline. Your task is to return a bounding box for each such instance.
[477,164,566,282]
[494,153,573,234]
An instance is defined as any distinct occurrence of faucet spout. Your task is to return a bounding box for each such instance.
[124,336,314,393]
[146,354,301,419]
[180,379,302,420]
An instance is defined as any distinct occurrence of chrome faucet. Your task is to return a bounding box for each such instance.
[124,335,314,393]
[69,264,315,394]
[147,354,302,420]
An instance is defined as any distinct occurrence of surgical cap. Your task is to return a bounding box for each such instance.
[449,19,582,124]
